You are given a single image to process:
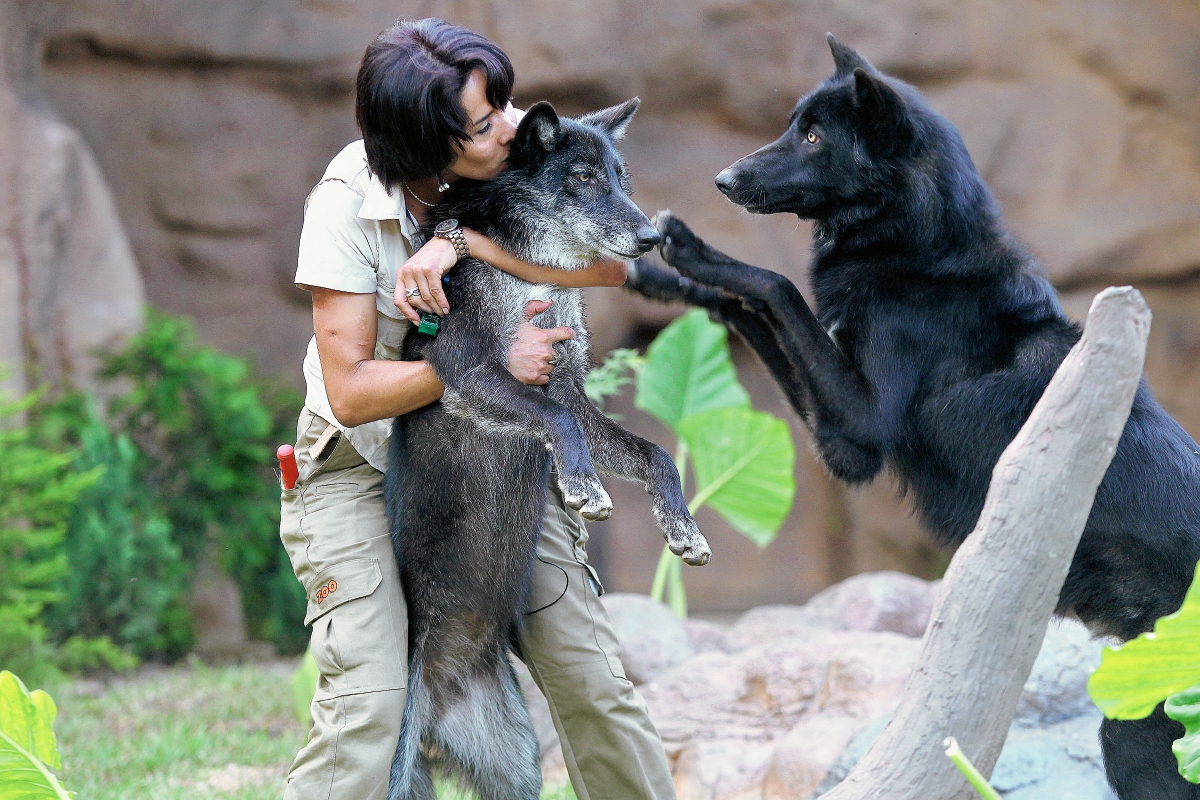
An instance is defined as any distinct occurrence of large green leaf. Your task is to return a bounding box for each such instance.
[0,670,72,799]
[1088,562,1200,719]
[677,407,795,547]
[1167,683,1200,783]
[635,310,750,430]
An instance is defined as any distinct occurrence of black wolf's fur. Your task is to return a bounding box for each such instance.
[625,36,1200,800]
[384,100,710,800]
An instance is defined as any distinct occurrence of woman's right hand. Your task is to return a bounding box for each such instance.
[509,300,575,385]
[395,237,457,322]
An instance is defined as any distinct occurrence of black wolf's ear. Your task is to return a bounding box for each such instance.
[852,67,908,136]
[578,97,640,141]
[514,101,563,160]
[827,33,872,78]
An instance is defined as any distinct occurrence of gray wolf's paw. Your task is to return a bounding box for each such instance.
[660,511,711,566]
[561,473,613,521]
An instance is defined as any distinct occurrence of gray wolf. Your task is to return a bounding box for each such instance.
[384,98,711,800]
[625,35,1200,800]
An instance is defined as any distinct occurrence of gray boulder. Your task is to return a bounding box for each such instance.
[600,592,693,685]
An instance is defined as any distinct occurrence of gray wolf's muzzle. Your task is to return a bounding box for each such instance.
[635,224,661,254]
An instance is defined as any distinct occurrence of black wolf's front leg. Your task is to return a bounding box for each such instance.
[448,362,614,521]
[627,259,814,426]
[549,377,711,566]
[650,211,884,483]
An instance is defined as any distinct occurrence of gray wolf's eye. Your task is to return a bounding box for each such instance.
[806,130,820,145]
[574,171,593,183]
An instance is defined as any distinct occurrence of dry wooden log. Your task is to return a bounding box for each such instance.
[820,286,1151,800]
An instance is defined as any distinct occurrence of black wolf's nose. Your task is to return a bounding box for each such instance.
[635,225,661,252]
[715,168,736,196]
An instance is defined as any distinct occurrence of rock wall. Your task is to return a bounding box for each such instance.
[21,0,1200,607]
[0,0,143,399]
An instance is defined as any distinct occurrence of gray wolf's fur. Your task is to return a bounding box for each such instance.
[384,99,710,800]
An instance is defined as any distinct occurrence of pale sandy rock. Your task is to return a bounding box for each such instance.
[686,618,730,654]
[722,605,824,653]
[641,630,921,799]
[801,570,938,638]
[1014,617,1107,727]
[601,592,694,685]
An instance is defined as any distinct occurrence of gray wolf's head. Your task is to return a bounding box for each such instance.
[713,35,979,224]
[503,99,659,269]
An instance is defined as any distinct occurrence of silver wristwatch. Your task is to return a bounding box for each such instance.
[433,218,470,262]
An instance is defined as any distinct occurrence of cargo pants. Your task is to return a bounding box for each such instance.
[281,409,677,800]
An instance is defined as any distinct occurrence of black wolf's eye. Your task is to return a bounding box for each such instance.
[574,171,593,183]
[806,130,820,145]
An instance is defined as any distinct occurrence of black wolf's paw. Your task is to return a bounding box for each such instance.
[560,472,613,521]
[625,259,690,304]
[657,508,711,566]
[653,211,734,288]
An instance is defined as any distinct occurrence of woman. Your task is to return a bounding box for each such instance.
[281,18,678,800]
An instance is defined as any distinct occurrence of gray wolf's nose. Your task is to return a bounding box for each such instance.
[635,225,661,252]
[715,168,736,195]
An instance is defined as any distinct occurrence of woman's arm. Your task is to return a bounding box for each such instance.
[314,287,575,427]
[394,234,628,321]
[312,287,444,427]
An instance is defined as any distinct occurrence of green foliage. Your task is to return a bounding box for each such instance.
[291,647,319,728]
[1088,562,1200,783]
[679,408,795,546]
[52,636,138,675]
[1167,684,1200,783]
[33,391,188,658]
[100,310,305,653]
[584,349,643,417]
[615,310,795,616]
[635,310,750,430]
[0,670,73,799]
[0,391,99,687]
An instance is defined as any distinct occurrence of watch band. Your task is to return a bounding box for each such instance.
[434,219,470,262]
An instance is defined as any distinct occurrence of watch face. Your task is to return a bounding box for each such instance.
[435,219,459,234]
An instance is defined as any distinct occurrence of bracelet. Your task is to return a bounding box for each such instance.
[433,218,470,262]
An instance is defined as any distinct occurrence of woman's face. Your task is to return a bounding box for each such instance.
[445,69,517,182]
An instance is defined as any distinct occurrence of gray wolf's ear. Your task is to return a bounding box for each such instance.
[852,67,908,135]
[578,97,641,141]
[517,101,563,153]
[827,33,872,78]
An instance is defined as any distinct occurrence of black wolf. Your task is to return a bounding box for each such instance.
[626,36,1200,800]
[384,99,711,800]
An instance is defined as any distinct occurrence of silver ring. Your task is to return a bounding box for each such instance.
[404,286,421,298]
[548,358,558,366]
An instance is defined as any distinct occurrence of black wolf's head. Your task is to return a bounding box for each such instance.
[446,99,658,270]
[715,35,995,241]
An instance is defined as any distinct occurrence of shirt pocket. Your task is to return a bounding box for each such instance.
[304,558,383,626]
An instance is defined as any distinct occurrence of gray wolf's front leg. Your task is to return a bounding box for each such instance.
[448,363,613,521]
[550,379,711,566]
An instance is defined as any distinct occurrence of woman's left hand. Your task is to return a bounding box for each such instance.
[395,237,457,321]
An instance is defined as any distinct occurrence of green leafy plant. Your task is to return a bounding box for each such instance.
[0,670,73,798]
[594,310,796,617]
[0,390,100,688]
[33,391,186,659]
[100,309,306,653]
[1088,561,1200,783]
[584,349,644,418]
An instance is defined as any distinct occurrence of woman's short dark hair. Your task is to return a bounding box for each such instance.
[356,18,515,190]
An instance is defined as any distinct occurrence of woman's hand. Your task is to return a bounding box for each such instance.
[508,300,575,385]
[395,237,457,321]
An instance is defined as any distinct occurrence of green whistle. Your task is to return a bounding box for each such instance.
[417,312,441,336]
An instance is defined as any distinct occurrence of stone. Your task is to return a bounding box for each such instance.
[640,629,921,800]
[686,618,729,654]
[0,0,144,398]
[601,592,694,685]
[801,570,938,638]
[1014,617,1107,727]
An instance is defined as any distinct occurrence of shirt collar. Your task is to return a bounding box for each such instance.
[358,172,419,243]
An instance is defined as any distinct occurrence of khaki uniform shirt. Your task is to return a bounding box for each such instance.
[294,140,421,472]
